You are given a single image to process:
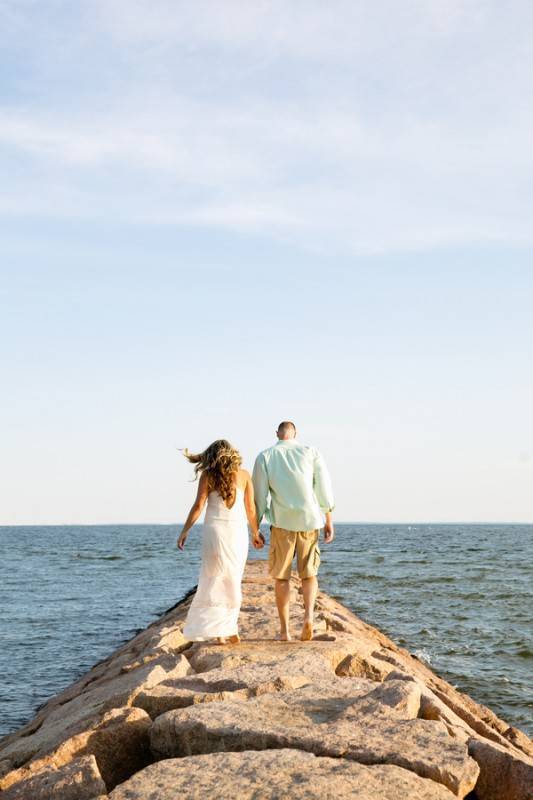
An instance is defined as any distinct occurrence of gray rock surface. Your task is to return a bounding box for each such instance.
[134,647,354,718]
[469,737,533,800]
[151,679,479,798]
[0,755,106,800]
[0,707,151,793]
[109,749,457,799]
[0,654,191,771]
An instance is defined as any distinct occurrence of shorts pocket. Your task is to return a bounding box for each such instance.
[313,542,321,571]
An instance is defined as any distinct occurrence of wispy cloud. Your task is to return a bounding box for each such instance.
[2,1,533,253]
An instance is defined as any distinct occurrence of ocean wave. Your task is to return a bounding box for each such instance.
[413,649,432,664]
[73,554,123,561]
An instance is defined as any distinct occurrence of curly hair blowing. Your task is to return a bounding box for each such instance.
[183,439,242,505]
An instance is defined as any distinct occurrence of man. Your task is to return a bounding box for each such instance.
[252,421,335,641]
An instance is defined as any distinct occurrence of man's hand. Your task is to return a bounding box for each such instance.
[252,532,265,549]
[323,520,335,544]
[177,530,188,550]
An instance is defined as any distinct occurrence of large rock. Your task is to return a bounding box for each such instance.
[151,679,479,797]
[335,652,391,681]
[0,754,106,800]
[468,737,533,800]
[0,617,190,764]
[0,620,190,775]
[0,653,191,770]
[109,748,457,799]
[0,706,151,793]
[388,665,533,787]
[185,638,355,674]
[370,644,533,760]
[135,645,359,718]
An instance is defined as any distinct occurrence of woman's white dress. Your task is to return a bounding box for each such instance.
[183,487,249,640]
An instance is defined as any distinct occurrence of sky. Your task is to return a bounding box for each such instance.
[1,0,532,524]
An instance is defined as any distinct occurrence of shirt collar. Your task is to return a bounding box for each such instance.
[275,438,298,446]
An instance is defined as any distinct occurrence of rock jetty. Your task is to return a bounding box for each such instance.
[0,562,531,799]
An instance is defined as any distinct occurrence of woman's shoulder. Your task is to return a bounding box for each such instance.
[237,468,250,485]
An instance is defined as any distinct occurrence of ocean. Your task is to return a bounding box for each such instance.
[0,523,531,739]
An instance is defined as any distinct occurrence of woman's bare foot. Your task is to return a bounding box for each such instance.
[228,634,240,644]
[300,621,313,641]
[277,631,292,641]
[216,637,226,645]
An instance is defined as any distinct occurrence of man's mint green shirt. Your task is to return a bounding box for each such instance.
[252,439,334,532]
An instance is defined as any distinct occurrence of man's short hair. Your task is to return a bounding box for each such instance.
[277,420,296,436]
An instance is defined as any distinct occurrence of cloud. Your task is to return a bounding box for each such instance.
[94,0,485,57]
[1,1,533,253]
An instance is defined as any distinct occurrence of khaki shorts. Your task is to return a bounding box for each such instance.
[268,526,321,580]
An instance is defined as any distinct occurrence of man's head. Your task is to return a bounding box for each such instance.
[276,421,297,440]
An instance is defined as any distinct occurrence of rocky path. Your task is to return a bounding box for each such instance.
[0,562,531,799]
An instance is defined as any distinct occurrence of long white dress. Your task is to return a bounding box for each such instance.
[183,487,249,640]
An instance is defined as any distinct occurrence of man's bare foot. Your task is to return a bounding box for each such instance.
[300,621,313,641]
[228,634,240,644]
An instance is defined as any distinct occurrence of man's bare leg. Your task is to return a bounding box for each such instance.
[300,576,318,641]
[275,579,291,640]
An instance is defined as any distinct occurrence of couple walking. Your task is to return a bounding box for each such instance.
[177,421,335,642]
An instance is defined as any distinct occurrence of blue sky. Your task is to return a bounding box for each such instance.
[1,1,532,523]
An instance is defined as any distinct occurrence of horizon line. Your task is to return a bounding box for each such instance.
[0,520,531,528]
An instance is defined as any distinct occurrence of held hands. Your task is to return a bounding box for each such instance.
[179,529,265,550]
[252,532,265,550]
[324,521,335,544]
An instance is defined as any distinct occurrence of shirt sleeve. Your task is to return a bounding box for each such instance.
[313,449,335,513]
[252,453,269,524]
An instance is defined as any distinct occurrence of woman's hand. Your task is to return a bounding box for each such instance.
[177,530,188,550]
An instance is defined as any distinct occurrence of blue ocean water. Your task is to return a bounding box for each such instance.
[0,524,531,739]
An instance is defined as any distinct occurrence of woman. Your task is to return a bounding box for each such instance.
[177,440,264,643]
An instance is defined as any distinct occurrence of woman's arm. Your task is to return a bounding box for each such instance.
[244,472,264,549]
[177,472,209,550]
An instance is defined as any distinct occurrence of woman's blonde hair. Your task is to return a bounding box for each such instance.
[183,439,242,505]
